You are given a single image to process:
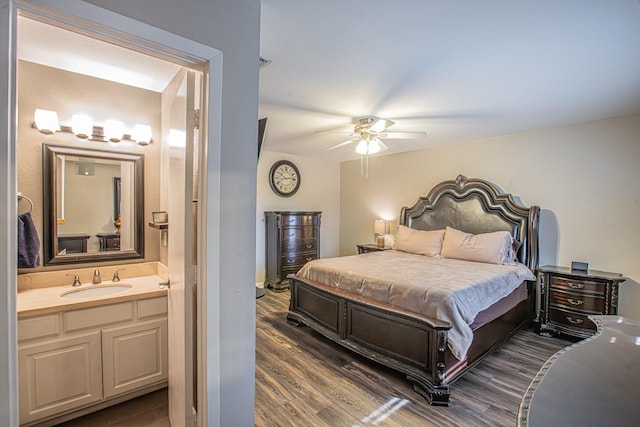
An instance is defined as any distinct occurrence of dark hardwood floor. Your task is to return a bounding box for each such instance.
[255,289,572,427]
[52,289,571,426]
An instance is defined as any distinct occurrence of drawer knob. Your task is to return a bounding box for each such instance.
[568,282,584,289]
[566,298,584,306]
[566,316,583,324]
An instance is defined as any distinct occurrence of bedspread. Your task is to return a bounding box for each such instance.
[296,250,535,360]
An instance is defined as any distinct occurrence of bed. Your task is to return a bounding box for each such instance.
[286,175,540,406]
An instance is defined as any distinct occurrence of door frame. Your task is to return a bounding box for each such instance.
[0,1,222,425]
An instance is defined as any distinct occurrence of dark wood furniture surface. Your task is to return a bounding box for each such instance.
[57,234,90,254]
[287,175,539,406]
[96,233,121,251]
[265,211,321,292]
[537,265,624,339]
[518,315,640,427]
[356,243,392,254]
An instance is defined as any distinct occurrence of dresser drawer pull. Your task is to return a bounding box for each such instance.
[288,218,296,222]
[289,233,295,236]
[567,282,584,289]
[566,298,584,306]
[286,259,294,263]
[306,257,313,261]
[306,244,313,248]
[566,316,584,324]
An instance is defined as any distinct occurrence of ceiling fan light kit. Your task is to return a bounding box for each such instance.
[320,115,426,176]
[323,115,427,154]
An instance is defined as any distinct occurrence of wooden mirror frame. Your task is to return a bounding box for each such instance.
[42,144,145,265]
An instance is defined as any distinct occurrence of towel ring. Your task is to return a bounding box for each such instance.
[18,192,33,214]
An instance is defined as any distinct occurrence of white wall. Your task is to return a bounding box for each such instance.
[340,114,640,320]
[1,1,260,426]
[256,150,341,284]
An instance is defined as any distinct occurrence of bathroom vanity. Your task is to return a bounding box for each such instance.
[17,273,167,426]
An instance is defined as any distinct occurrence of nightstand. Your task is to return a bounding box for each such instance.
[537,265,624,339]
[357,243,392,254]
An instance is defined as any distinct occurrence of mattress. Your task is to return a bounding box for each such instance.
[296,250,535,360]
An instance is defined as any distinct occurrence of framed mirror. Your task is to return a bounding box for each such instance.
[43,144,144,265]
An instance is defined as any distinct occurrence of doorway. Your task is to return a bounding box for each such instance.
[10,3,219,425]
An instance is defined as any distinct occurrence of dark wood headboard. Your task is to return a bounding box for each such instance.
[399,175,540,270]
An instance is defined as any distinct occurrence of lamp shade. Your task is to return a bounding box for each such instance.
[34,109,60,134]
[104,120,124,142]
[374,219,387,235]
[133,124,152,145]
[71,114,93,138]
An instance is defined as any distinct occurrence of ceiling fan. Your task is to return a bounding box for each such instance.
[321,116,427,154]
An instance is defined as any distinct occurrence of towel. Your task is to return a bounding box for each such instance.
[18,212,40,268]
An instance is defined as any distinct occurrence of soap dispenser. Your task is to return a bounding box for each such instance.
[92,269,102,284]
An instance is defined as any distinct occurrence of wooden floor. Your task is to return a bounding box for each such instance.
[54,388,168,426]
[53,289,571,426]
[255,289,572,427]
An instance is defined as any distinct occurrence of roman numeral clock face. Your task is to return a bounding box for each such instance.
[269,160,301,197]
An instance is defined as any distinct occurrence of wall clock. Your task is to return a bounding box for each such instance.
[269,160,301,197]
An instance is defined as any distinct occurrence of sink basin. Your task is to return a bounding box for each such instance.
[61,284,132,299]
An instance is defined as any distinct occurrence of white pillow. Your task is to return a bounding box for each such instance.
[392,225,445,257]
[441,226,516,265]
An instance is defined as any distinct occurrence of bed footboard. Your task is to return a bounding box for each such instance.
[287,275,453,406]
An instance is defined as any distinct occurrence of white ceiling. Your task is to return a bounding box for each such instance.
[258,0,640,161]
[17,17,181,93]
[16,2,640,163]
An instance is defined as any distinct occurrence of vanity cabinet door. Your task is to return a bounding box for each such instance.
[102,318,168,399]
[18,331,102,424]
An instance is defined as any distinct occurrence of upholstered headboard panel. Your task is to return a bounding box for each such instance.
[399,175,540,270]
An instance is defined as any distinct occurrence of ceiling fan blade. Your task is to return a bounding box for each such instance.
[379,131,427,139]
[326,138,357,151]
[369,118,395,133]
[377,140,389,152]
[315,130,355,136]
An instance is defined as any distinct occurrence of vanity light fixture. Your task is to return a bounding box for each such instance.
[33,109,153,145]
[34,109,60,134]
[104,120,124,142]
[71,114,93,138]
[133,124,152,145]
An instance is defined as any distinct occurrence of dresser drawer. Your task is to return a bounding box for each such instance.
[280,214,318,227]
[282,227,317,242]
[549,276,604,294]
[550,289,605,313]
[283,240,317,253]
[282,253,317,268]
[549,308,597,332]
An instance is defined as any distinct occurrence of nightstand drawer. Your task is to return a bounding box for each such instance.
[550,277,603,294]
[537,265,624,339]
[550,289,605,313]
[549,308,596,332]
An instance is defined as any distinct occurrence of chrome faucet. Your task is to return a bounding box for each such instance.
[66,273,81,287]
[92,269,102,284]
[112,269,125,282]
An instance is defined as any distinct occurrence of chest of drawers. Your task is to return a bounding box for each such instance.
[264,211,321,292]
[538,265,624,338]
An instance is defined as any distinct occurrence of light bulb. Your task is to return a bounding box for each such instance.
[71,114,93,138]
[34,109,60,134]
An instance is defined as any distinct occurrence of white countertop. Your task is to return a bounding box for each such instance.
[17,274,168,318]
